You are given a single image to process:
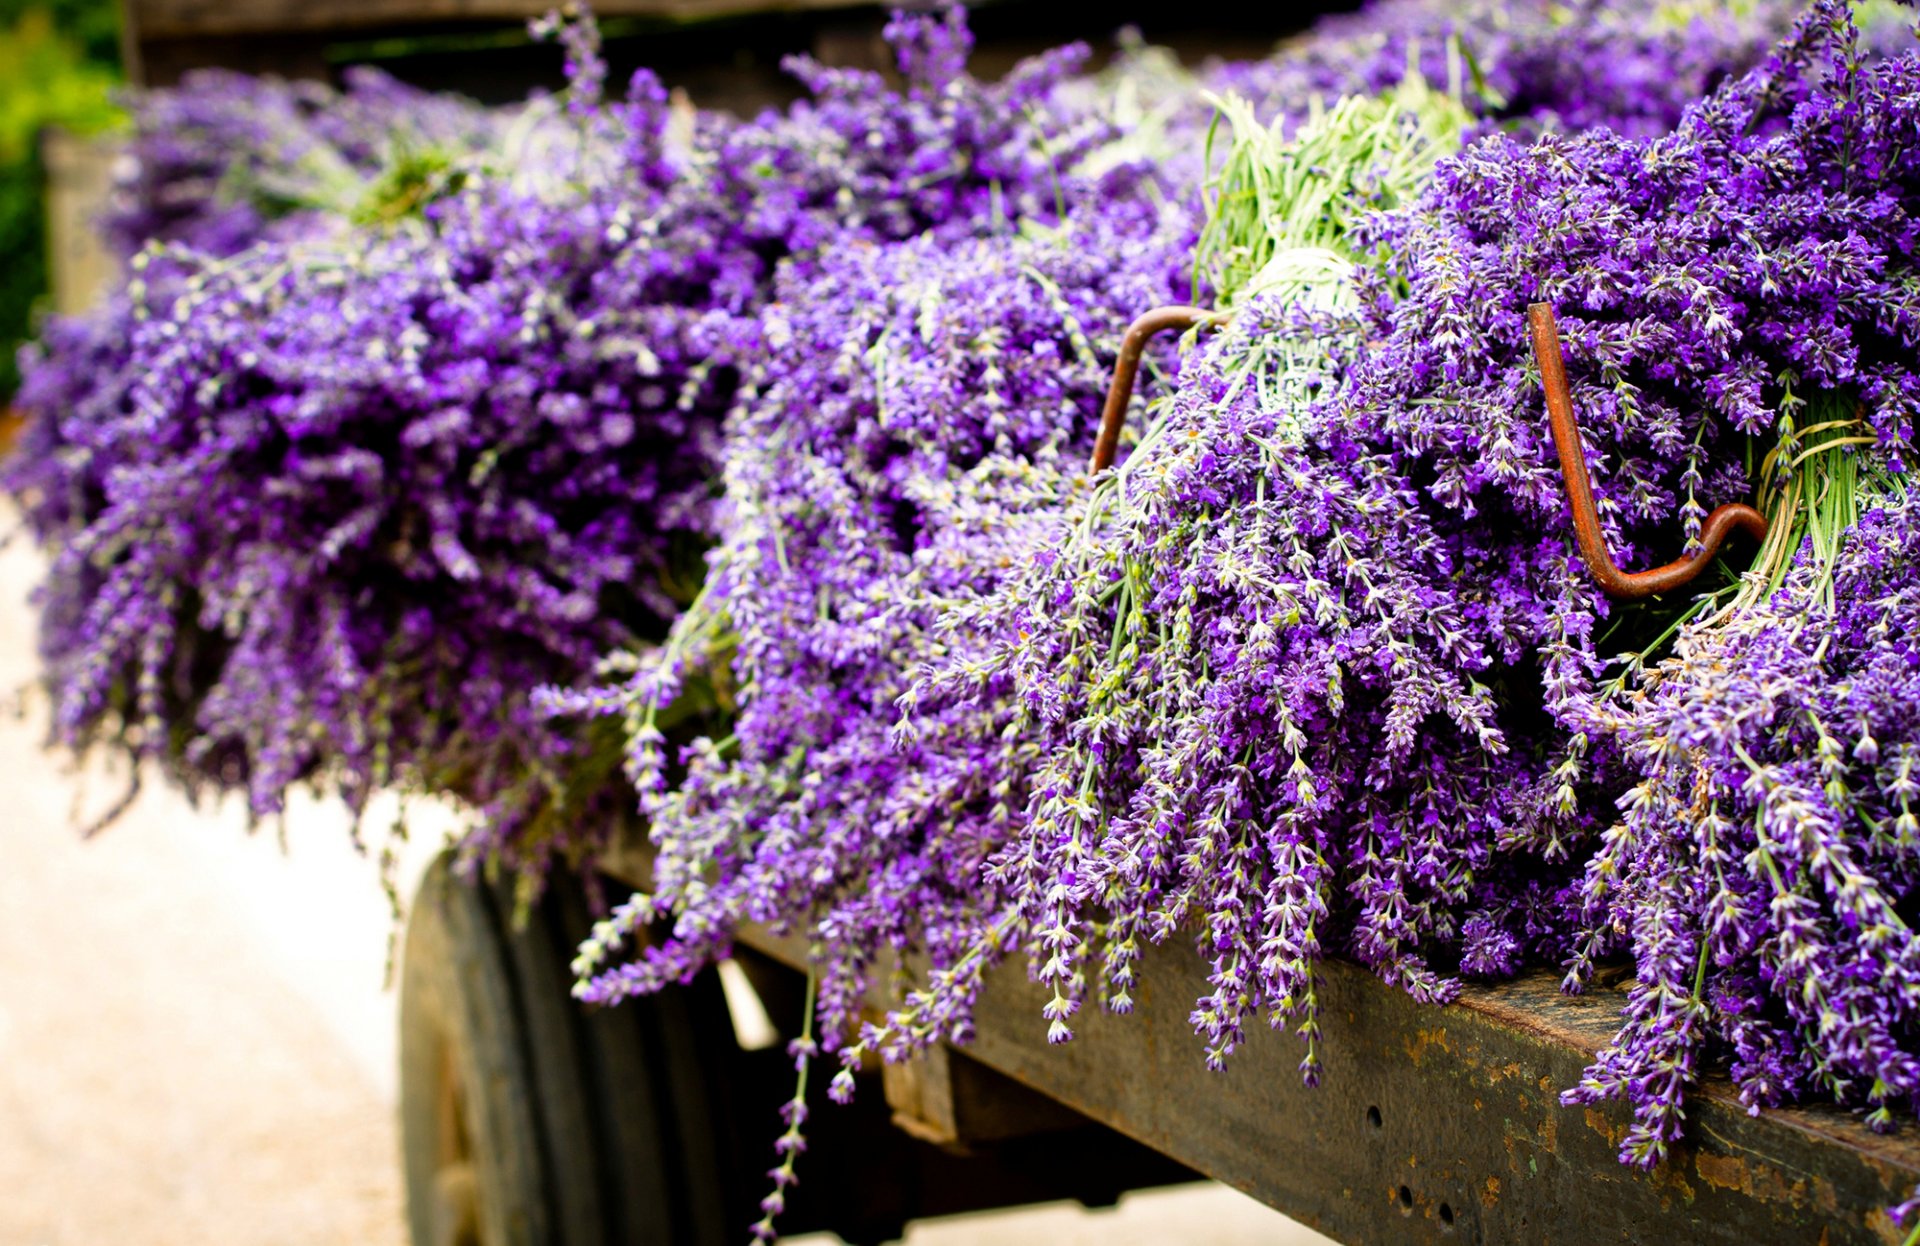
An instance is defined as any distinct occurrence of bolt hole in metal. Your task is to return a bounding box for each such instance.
[1366,1105,1383,1130]
[1398,1185,1415,1214]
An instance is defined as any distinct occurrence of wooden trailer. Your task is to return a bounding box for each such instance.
[94,2,1920,1241]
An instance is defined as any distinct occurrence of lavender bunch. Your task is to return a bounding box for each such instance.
[10,64,715,870]
[546,198,1196,1240]
[558,197,1197,1024]
[103,65,508,259]
[1330,0,1920,1164]
[536,7,1207,1011]
[1564,420,1917,1166]
[7,7,1154,879]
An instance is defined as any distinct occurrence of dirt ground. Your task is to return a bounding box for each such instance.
[0,521,1329,1246]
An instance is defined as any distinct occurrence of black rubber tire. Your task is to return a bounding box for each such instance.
[399,854,752,1246]
[400,855,552,1246]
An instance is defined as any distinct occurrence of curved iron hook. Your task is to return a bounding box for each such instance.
[1528,301,1768,601]
[1088,306,1225,475]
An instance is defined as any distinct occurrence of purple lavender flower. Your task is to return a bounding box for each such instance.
[559,199,1198,1038]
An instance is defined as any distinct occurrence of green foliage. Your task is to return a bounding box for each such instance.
[1195,71,1471,312]
[0,1,121,399]
[0,0,120,67]
[349,145,469,228]
[1182,74,1469,438]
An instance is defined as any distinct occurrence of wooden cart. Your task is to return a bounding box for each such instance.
[101,2,1920,1241]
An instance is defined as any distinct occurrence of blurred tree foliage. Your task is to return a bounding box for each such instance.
[1,0,122,400]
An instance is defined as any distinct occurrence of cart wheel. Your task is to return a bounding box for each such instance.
[400,854,752,1246]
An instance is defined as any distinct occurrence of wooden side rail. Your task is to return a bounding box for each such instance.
[601,834,1920,1244]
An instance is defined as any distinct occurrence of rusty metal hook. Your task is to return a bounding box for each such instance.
[1088,306,1225,475]
[1528,301,1768,601]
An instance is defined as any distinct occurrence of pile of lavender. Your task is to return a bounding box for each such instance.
[9,41,713,866]
[4,8,1137,873]
[13,0,1920,1236]
[551,0,1920,1228]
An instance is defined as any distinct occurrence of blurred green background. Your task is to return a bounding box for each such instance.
[1,0,121,400]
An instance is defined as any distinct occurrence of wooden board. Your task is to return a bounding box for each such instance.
[953,940,1920,1245]
[600,838,1920,1245]
[125,0,871,40]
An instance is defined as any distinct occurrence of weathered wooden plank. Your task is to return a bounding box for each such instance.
[601,832,1920,1244]
[956,939,1920,1245]
[125,0,871,40]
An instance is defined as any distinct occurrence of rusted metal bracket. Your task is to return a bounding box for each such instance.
[1088,305,1225,474]
[1529,301,1769,600]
